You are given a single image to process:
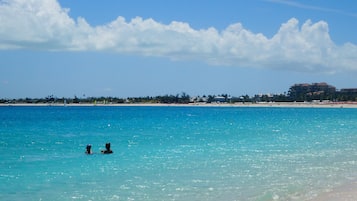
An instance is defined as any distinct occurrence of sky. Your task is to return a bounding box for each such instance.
[1,0,357,98]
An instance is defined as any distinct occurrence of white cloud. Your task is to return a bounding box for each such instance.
[0,0,75,49]
[0,0,357,73]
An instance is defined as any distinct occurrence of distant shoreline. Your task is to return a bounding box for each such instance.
[1,102,357,108]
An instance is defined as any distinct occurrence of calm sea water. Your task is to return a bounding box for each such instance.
[0,106,356,201]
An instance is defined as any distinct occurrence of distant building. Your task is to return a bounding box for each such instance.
[213,96,227,102]
[340,88,357,93]
[213,96,232,103]
[336,88,357,101]
[288,82,336,101]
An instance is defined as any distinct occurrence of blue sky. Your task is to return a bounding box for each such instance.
[1,0,357,98]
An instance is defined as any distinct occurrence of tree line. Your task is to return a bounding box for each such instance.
[1,83,357,104]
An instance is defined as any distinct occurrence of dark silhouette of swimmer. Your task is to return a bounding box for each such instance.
[101,142,113,154]
[85,144,92,154]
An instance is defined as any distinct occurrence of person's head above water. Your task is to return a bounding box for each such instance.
[105,143,111,150]
[85,144,92,154]
[102,142,113,154]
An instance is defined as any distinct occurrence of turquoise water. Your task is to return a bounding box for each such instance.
[0,106,356,201]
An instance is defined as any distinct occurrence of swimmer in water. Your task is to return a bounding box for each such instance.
[101,142,113,154]
[85,144,92,154]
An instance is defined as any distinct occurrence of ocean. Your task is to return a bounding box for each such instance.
[0,106,356,201]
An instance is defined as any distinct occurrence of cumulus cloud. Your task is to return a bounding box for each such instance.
[0,0,357,73]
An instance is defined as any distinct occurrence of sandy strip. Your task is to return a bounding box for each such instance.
[1,102,357,108]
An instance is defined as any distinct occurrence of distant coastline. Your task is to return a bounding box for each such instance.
[1,102,357,108]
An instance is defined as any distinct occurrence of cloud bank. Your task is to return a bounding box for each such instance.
[1,0,357,73]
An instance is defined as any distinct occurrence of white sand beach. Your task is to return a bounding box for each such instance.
[2,102,357,108]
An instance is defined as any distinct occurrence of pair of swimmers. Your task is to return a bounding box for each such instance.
[85,143,113,154]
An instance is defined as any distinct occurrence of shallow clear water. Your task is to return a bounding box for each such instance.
[0,106,356,200]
